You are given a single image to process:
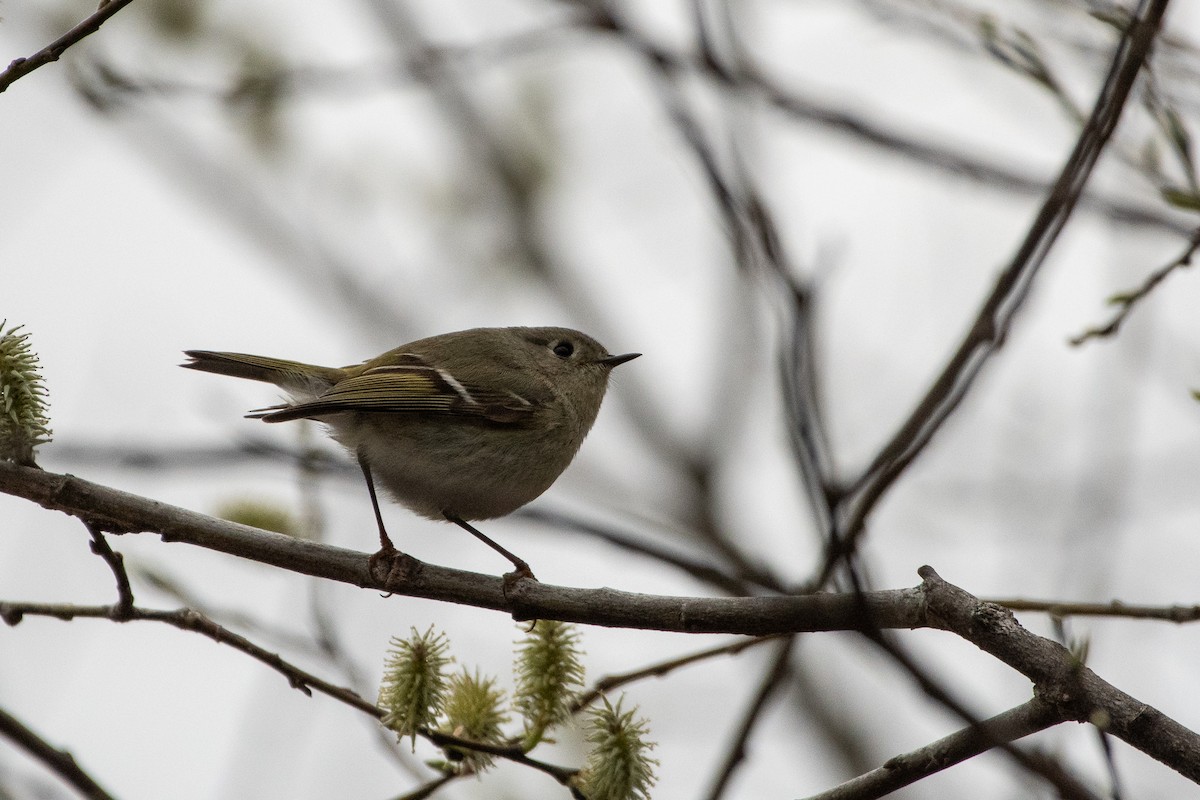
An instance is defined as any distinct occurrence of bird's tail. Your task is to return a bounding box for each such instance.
[181,350,341,394]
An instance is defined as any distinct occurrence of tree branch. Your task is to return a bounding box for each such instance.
[801,698,1063,800]
[0,462,922,634]
[0,704,117,800]
[0,0,138,95]
[85,522,134,617]
[920,565,1200,783]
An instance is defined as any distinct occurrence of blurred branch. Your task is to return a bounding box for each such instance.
[81,2,1192,239]
[774,263,839,545]
[572,634,785,714]
[393,773,456,800]
[522,507,780,595]
[707,2,844,550]
[45,438,350,473]
[633,17,831,580]
[1096,724,1125,800]
[1070,224,1200,345]
[0,0,137,95]
[787,647,879,779]
[67,64,415,343]
[827,0,1170,583]
[704,636,794,800]
[584,1,1190,237]
[0,705,117,800]
[70,17,589,103]
[361,0,555,278]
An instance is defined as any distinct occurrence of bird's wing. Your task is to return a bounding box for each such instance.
[249,363,539,424]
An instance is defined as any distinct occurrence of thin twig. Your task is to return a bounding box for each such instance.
[0,600,379,715]
[571,634,785,714]
[421,728,579,786]
[0,704,117,800]
[989,596,1200,622]
[0,0,138,94]
[1070,225,1200,345]
[86,522,134,618]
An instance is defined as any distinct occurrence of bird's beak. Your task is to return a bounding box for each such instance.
[598,352,641,367]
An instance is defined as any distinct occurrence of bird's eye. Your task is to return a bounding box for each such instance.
[552,341,575,358]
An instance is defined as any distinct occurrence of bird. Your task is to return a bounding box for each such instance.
[182,326,640,579]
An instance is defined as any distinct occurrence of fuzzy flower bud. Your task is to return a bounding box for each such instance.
[379,626,452,749]
[440,668,509,773]
[514,619,585,748]
[577,695,658,800]
[0,321,52,466]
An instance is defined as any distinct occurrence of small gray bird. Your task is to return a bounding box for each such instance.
[183,326,639,578]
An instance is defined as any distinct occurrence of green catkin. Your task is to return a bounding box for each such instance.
[0,321,52,466]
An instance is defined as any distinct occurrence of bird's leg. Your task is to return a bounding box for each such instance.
[357,451,394,551]
[445,513,536,581]
[358,452,419,584]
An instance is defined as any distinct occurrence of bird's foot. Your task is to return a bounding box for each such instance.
[502,562,538,593]
[368,545,423,590]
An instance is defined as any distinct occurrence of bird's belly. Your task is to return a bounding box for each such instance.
[338,416,576,521]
